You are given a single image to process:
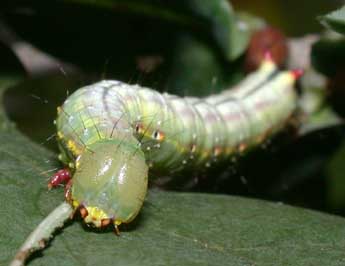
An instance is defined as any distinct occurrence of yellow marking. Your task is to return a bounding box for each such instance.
[285,72,296,84]
[72,200,79,208]
[57,131,64,139]
[79,206,110,227]
[67,139,82,156]
[114,220,122,226]
[72,200,110,227]
[57,106,62,114]
[68,162,75,169]
[261,59,276,73]
[142,130,154,139]
[75,156,81,169]
[84,118,100,129]
[86,206,108,221]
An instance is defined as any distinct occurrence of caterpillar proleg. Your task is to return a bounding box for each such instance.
[53,57,300,230]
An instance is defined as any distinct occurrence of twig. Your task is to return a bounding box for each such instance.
[9,201,73,266]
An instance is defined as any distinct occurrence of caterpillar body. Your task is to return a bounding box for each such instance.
[54,58,300,230]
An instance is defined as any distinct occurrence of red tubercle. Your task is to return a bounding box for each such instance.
[48,168,71,189]
[290,69,304,80]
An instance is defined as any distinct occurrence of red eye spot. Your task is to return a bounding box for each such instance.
[153,130,165,141]
[135,123,144,134]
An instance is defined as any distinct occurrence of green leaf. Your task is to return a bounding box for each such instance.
[165,34,243,97]
[320,5,345,35]
[299,106,343,136]
[3,75,83,151]
[0,76,22,125]
[164,12,266,96]
[3,1,258,97]
[181,0,252,60]
[326,139,345,210]
[297,68,343,135]
[311,31,345,76]
[57,0,252,60]
[3,86,345,266]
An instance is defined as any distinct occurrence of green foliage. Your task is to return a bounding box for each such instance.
[2,117,345,265]
[327,140,345,209]
[2,1,345,265]
[165,34,243,97]
[63,0,253,60]
[312,32,345,77]
[298,69,342,135]
[2,0,262,97]
[319,5,345,35]
[315,6,345,77]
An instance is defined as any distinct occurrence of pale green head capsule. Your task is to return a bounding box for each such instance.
[70,138,148,228]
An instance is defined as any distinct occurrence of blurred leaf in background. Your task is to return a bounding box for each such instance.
[319,4,345,35]
[310,4,345,213]
[2,0,261,97]
[232,0,339,35]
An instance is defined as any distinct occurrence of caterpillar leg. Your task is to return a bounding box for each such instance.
[64,179,73,201]
[74,202,119,232]
[114,223,120,236]
[48,168,71,189]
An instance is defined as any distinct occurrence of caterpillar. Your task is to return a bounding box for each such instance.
[51,56,301,232]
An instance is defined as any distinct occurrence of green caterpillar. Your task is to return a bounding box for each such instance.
[53,57,300,231]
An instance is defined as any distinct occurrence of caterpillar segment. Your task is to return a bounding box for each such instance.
[51,57,301,231]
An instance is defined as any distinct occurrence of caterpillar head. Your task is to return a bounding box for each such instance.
[69,138,148,229]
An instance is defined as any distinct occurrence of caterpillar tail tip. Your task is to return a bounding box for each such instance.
[260,50,276,71]
[263,50,273,62]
